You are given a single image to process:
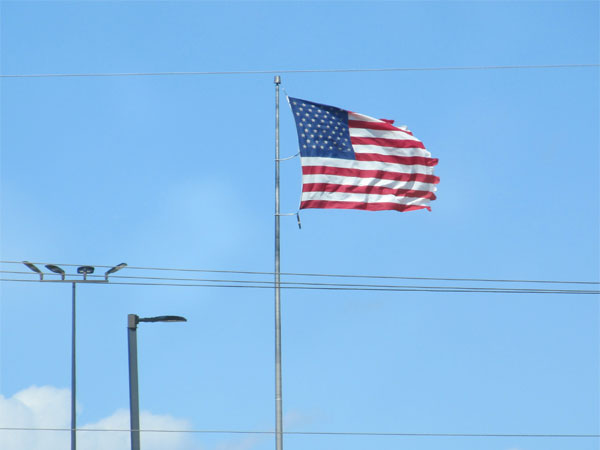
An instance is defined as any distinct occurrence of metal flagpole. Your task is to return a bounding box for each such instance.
[274,74,283,450]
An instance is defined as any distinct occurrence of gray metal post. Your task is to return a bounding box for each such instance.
[274,75,283,450]
[71,282,76,450]
[127,314,141,450]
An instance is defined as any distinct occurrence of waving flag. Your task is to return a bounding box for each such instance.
[288,97,439,212]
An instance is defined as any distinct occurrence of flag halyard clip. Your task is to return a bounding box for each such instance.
[275,211,302,229]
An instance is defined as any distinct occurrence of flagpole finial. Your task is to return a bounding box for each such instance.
[274,75,281,85]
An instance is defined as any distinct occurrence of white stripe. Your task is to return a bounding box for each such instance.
[349,127,421,142]
[352,144,432,158]
[348,112,411,132]
[348,112,382,122]
[301,191,432,206]
[301,157,436,174]
[302,174,437,192]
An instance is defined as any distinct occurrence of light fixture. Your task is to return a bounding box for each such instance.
[46,264,66,280]
[127,313,187,450]
[20,259,125,450]
[77,266,94,280]
[105,262,127,280]
[137,315,187,324]
[23,261,43,280]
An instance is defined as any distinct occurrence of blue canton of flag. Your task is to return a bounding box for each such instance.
[288,96,440,212]
[289,98,355,160]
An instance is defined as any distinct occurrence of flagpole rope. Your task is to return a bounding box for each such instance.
[0,64,597,78]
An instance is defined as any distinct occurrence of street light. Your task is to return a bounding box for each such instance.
[22,261,126,450]
[46,264,66,280]
[77,265,94,280]
[127,314,187,450]
[105,262,127,280]
[23,261,43,280]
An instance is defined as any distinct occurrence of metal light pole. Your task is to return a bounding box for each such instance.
[127,314,187,450]
[23,261,127,450]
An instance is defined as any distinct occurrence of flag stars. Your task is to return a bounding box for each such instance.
[290,98,354,158]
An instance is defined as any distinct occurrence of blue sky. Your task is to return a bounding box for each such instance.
[1,1,598,450]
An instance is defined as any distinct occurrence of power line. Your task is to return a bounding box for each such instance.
[2,269,599,294]
[0,426,597,439]
[0,277,597,295]
[0,63,597,79]
[1,261,597,286]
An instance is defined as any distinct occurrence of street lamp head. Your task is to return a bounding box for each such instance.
[77,265,95,280]
[23,261,43,280]
[128,313,187,329]
[138,315,187,324]
[105,262,127,280]
[77,266,95,274]
[45,264,66,280]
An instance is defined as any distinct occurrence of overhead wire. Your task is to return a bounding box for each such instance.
[0,426,597,439]
[1,261,597,286]
[0,277,597,295]
[0,270,600,294]
[0,63,597,79]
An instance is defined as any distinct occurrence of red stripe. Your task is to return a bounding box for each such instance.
[355,153,438,167]
[300,200,431,212]
[348,120,413,135]
[351,136,426,149]
[303,183,437,200]
[302,165,441,184]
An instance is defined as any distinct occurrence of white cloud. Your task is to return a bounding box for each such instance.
[0,386,195,450]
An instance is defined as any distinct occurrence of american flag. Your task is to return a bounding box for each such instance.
[288,97,439,212]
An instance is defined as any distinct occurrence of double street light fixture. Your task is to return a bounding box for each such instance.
[127,314,187,450]
[22,261,127,450]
